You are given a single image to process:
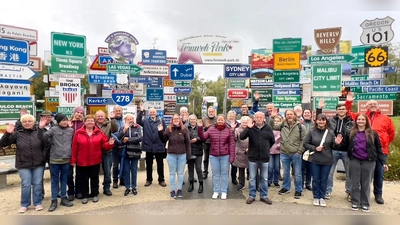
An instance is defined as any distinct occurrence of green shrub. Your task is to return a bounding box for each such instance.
[386,129,400,181]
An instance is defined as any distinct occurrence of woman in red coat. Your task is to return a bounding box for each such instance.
[70,115,114,204]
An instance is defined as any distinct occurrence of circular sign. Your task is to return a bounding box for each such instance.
[104,32,139,63]
[111,90,134,107]
[364,47,388,67]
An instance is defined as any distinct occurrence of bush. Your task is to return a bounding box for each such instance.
[386,132,400,181]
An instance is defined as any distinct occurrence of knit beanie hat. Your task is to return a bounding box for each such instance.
[55,113,68,124]
[74,106,84,114]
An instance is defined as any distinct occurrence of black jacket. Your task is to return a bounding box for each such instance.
[239,123,275,163]
[187,124,203,156]
[303,128,335,166]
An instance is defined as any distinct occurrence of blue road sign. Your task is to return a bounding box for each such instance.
[273,89,301,96]
[99,56,115,65]
[141,49,167,65]
[383,66,397,73]
[146,88,163,101]
[88,74,117,84]
[249,78,273,88]
[0,96,30,101]
[174,87,192,93]
[129,77,153,84]
[366,86,400,93]
[343,79,381,87]
[146,77,163,88]
[170,64,194,80]
[111,90,134,107]
[273,83,301,89]
[0,38,30,65]
[224,64,251,78]
[87,97,113,105]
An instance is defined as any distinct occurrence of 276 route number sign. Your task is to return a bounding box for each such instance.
[364,47,388,67]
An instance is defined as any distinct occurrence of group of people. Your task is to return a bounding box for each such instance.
[0,90,394,214]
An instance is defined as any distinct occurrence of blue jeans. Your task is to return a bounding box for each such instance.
[166,153,187,191]
[50,163,70,200]
[281,153,303,193]
[327,150,350,194]
[18,166,45,207]
[102,152,112,191]
[249,161,269,199]
[268,154,280,184]
[124,158,139,189]
[310,163,332,199]
[373,154,388,195]
[209,155,230,194]
[112,147,124,182]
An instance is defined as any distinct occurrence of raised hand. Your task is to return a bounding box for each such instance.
[271,108,278,118]
[335,134,343,144]
[139,102,144,111]
[67,120,73,128]
[109,137,115,145]
[347,92,354,102]
[197,120,203,127]
[158,124,163,131]
[230,121,237,130]
[247,119,254,128]
[205,120,211,128]
[39,117,47,129]
[109,111,115,119]
[254,91,260,101]
[6,123,15,133]
[318,98,326,109]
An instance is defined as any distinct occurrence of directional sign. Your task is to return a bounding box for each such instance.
[176,95,189,104]
[139,65,169,77]
[364,47,388,67]
[273,102,302,108]
[307,54,356,65]
[0,64,36,80]
[170,64,194,80]
[146,88,164,101]
[0,38,29,65]
[129,76,153,84]
[360,16,395,46]
[273,83,300,89]
[224,64,251,78]
[88,74,116,84]
[0,24,38,41]
[273,70,300,83]
[174,81,191,87]
[383,66,397,73]
[227,89,248,99]
[272,38,302,53]
[312,65,342,93]
[111,89,134,107]
[87,97,113,105]
[343,79,381,87]
[174,87,192,93]
[273,89,301,96]
[51,56,87,74]
[355,93,397,101]
[313,97,339,111]
[163,79,174,87]
[141,49,167,65]
[351,45,369,68]
[273,96,301,102]
[350,75,369,93]
[51,32,86,57]
[99,55,115,65]
[366,86,400,93]
[106,63,143,74]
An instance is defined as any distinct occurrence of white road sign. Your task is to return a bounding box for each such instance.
[29,42,38,56]
[0,65,36,80]
[0,24,38,42]
[58,78,81,107]
[29,56,42,72]
[360,16,395,46]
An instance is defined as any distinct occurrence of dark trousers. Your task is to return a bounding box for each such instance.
[203,143,211,173]
[310,162,331,199]
[373,154,387,195]
[112,147,124,182]
[238,168,245,186]
[302,159,312,187]
[67,166,82,196]
[77,164,100,198]
[145,152,165,182]
[188,156,203,182]
[231,165,238,181]
[350,159,375,207]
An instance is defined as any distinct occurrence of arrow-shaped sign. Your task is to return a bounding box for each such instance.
[0,64,37,80]
[172,68,179,77]
[308,54,356,65]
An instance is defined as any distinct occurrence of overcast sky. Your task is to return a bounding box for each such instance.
[1,0,400,81]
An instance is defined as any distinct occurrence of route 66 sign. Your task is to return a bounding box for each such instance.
[360,16,395,46]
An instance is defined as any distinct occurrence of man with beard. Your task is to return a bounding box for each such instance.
[201,106,217,179]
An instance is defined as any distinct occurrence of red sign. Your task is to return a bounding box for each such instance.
[251,49,274,69]
[98,47,109,55]
[227,89,248,99]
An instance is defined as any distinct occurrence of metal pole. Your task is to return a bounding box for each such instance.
[223,79,227,115]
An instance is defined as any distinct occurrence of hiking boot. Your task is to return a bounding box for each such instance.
[60,197,73,207]
[260,198,272,205]
[188,181,194,192]
[159,181,167,187]
[103,190,112,196]
[144,181,152,187]
[375,194,384,204]
[294,191,302,199]
[113,181,118,189]
[198,182,204,193]
[278,188,290,195]
[48,200,58,212]
[246,197,255,204]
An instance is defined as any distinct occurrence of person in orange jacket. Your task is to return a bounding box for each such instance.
[345,92,394,205]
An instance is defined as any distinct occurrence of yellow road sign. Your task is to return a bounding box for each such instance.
[273,53,300,70]
[364,47,388,67]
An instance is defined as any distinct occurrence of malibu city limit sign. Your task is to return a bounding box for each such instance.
[51,32,86,58]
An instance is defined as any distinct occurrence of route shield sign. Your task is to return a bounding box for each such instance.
[111,89,134,106]
[51,32,86,58]
[360,16,395,46]
[364,47,388,67]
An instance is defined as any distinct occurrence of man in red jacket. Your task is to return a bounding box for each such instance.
[345,93,394,204]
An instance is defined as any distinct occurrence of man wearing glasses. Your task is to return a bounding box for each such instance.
[236,104,254,120]
[316,100,354,201]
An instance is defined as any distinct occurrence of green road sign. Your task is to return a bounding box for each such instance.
[229,79,246,88]
[308,54,356,65]
[57,107,75,118]
[51,56,87,74]
[351,46,370,68]
[251,89,272,102]
[47,98,59,102]
[313,97,339,110]
[107,64,143,74]
[355,93,397,101]
[312,65,342,92]
[176,95,189,104]
[51,32,86,58]
[350,75,369,93]
[273,38,302,53]
[273,96,300,102]
[0,102,34,119]
[273,70,300,83]
[273,102,301,108]
[174,81,191,87]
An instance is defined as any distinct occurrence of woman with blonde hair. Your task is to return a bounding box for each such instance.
[186,114,204,193]
[0,114,47,213]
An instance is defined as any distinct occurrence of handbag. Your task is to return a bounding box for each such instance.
[303,129,328,161]
[126,150,142,159]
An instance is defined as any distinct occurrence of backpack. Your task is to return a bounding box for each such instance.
[281,123,303,141]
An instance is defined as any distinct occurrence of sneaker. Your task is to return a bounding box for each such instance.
[246,197,255,204]
[82,198,88,204]
[347,193,351,202]
[319,198,326,207]
[325,192,332,200]
[221,193,227,200]
[132,188,138,195]
[35,205,44,211]
[237,184,245,190]
[351,205,359,211]
[260,198,272,205]
[278,188,290,195]
[273,183,280,188]
[177,190,183,198]
[92,196,99,203]
[313,198,320,206]
[18,207,28,213]
[144,181,152,187]
[361,206,370,213]
[294,191,302,199]
[212,192,219,199]
[170,190,176,198]
[232,180,238,185]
